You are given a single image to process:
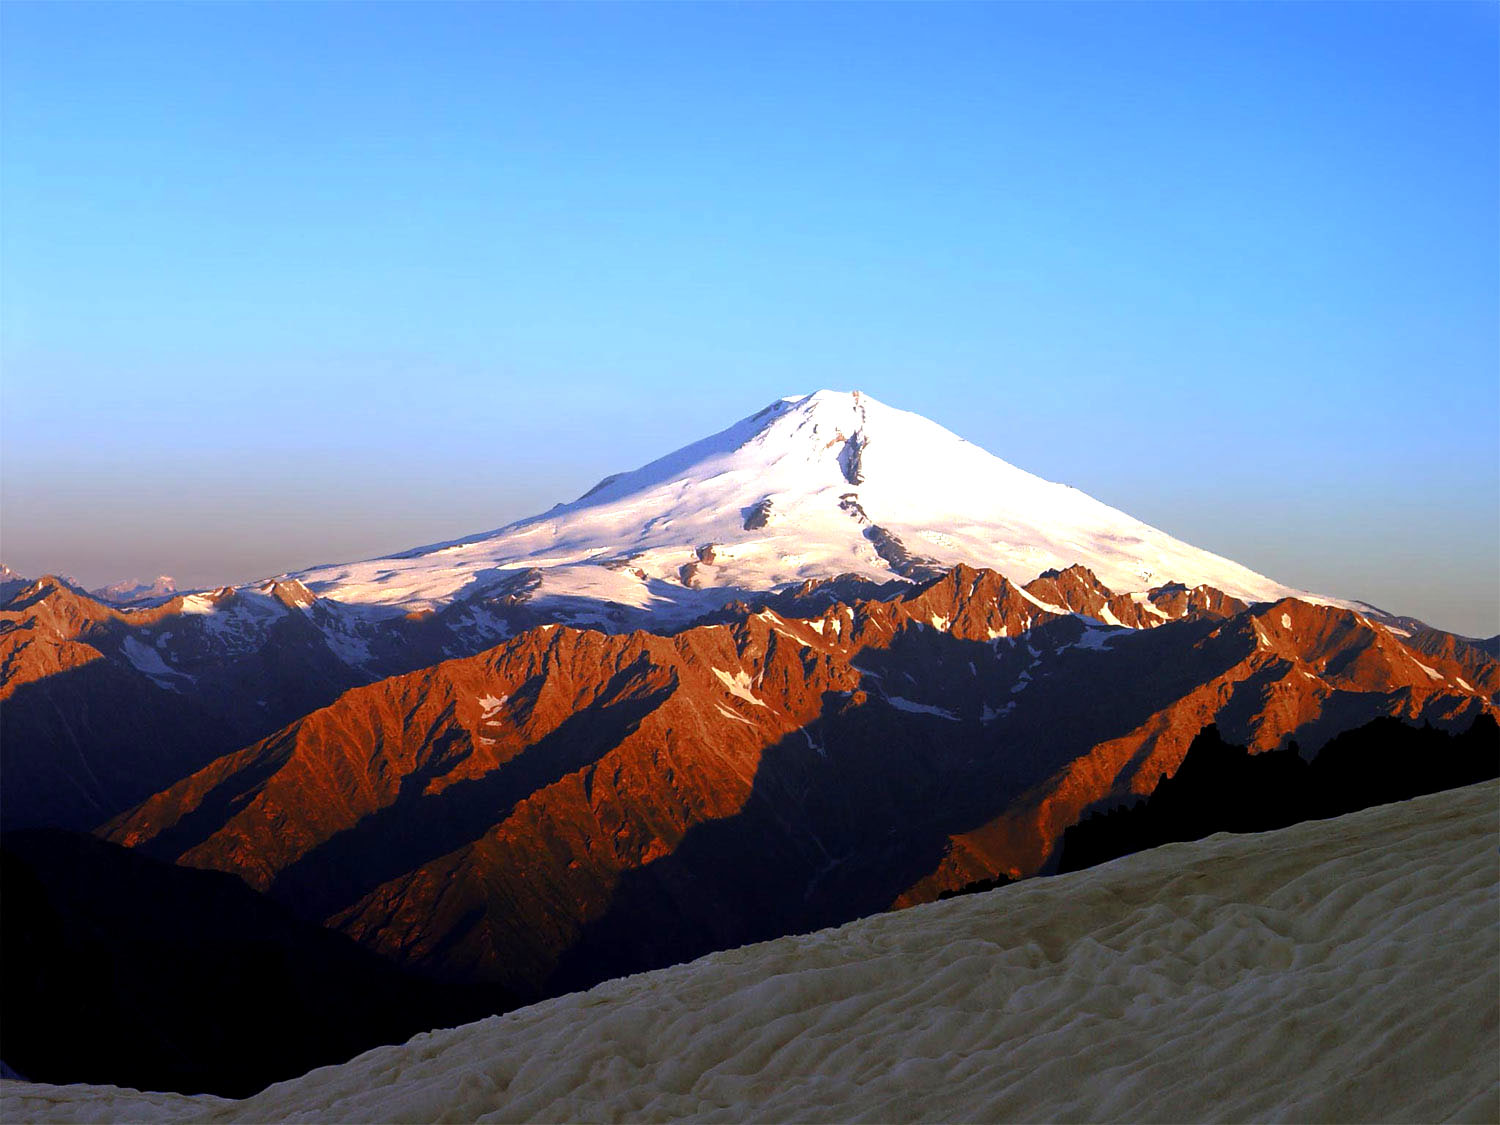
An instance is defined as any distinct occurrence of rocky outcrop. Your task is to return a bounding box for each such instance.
[741,498,774,530]
[838,432,867,485]
[862,525,946,580]
[1143,580,1250,621]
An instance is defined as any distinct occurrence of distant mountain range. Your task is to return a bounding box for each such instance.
[98,563,1497,999]
[92,576,178,605]
[2,389,1495,1021]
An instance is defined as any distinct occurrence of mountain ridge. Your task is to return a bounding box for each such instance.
[102,562,1497,997]
[4,378,1493,836]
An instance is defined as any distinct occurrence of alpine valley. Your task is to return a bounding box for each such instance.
[2,391,1496,1097]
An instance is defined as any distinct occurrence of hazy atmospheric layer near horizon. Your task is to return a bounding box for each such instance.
[2,3,1495,635]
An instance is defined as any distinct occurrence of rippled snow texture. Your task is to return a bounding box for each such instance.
[7,782,1496,1124]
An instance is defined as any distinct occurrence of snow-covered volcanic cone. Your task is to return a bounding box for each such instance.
[296,390,1327,620]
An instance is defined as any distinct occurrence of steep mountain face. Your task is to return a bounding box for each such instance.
[294,390,1344,622]
[895,594,1500,903]
[0,570,606,830]
[0,565,30,606]
[0,578,370,830]
[105,564,1498,999]
[1054,716,1499,874]
[0,577,114,695]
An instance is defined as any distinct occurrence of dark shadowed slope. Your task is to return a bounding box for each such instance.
[1053,711,1499,872]
[0,830,514,1097]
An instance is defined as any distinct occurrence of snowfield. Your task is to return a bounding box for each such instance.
[292,390,1344,621]
[8,781,1495,1124]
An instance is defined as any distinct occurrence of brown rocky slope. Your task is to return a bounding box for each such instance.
[1,570,584,831]
[102,564,1498,1000]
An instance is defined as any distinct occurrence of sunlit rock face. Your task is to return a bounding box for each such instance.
[103,563,1497,999]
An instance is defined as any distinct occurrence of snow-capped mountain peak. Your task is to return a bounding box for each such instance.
[294,390,1325,621]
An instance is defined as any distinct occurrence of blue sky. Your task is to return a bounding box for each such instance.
[2,2,1496,633]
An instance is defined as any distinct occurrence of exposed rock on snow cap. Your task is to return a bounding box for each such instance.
[294,390,1341,616]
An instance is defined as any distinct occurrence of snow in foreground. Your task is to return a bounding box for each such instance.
[7,782,1496,1124]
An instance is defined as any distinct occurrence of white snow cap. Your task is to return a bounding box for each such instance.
[295,390,1328,614]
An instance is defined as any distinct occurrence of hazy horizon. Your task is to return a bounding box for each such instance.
[3,3,1496,635]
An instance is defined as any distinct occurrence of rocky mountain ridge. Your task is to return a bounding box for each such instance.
[102,562,1498,998]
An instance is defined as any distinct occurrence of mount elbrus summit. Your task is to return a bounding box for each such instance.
[2,391,1496,1085]
[293,388,1331,615]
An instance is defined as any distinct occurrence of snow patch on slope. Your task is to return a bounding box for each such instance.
[885,696,960,721]
[712,668,766,707]
[10,783,1493,1125]
[121,636,189,690]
